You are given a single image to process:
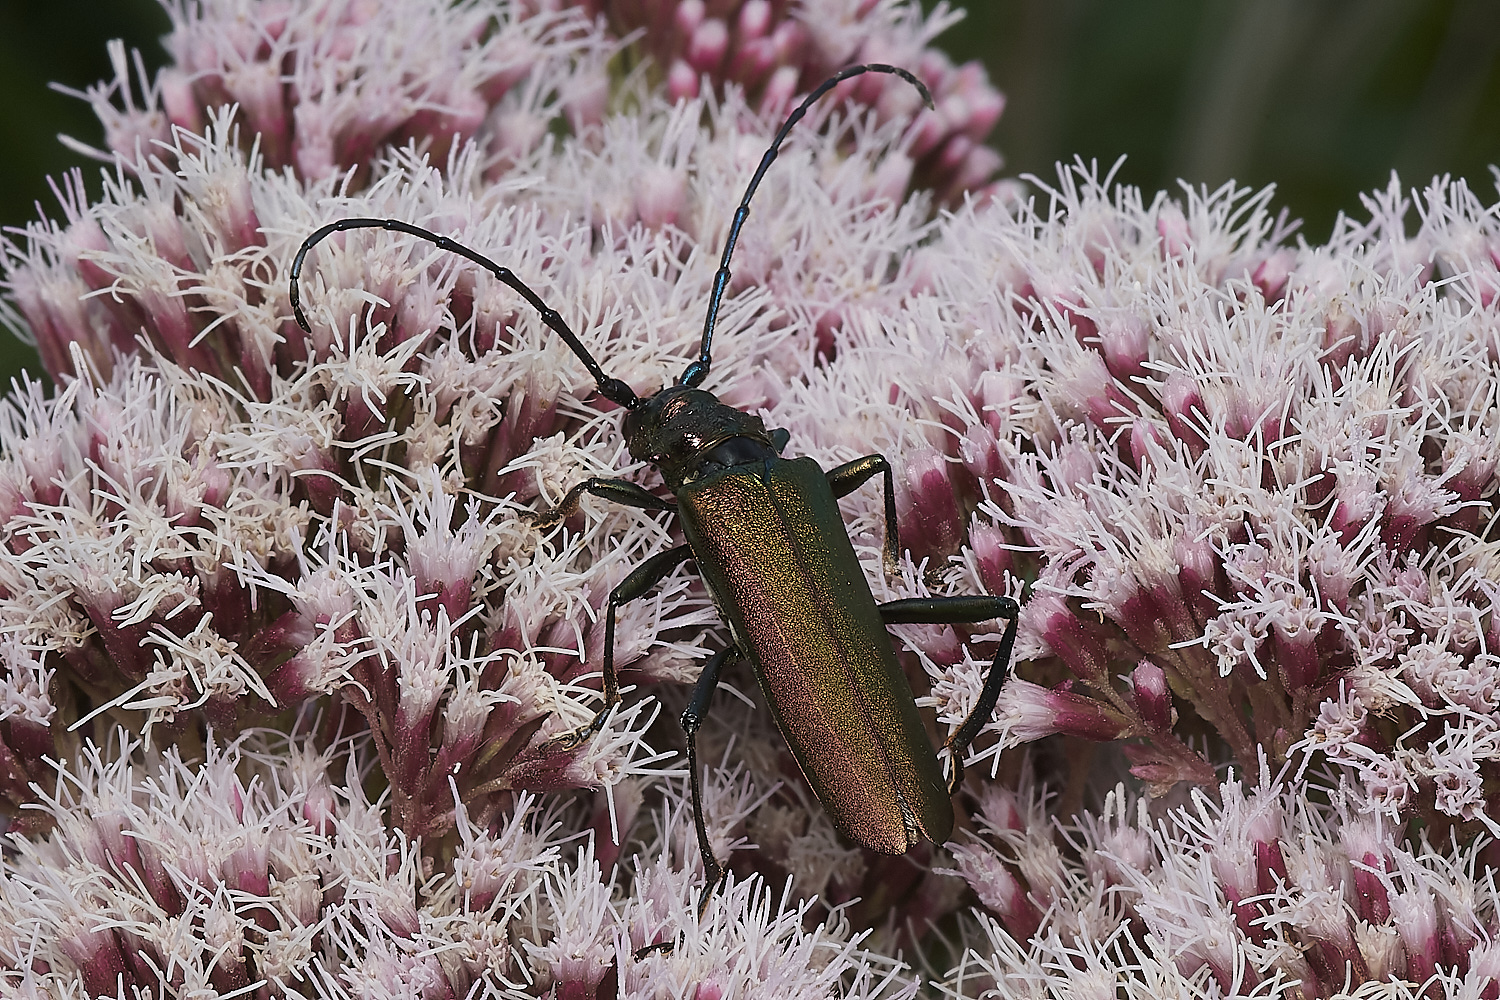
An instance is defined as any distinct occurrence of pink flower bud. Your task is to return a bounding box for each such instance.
[868,148,915,205]
[947,841,1041,940]
[736,0,771,40]
[1098,313,1149,383]
[1131,661,1172,731]
[1160,372,1207,452]
[226,60,289,168]
[667,59,699,102]
[1391,886,1440,982]
[759,64,798,118]
[200,166,266,250]
[977,368,1026,433]
[1351,851,1391,924]
[959,423,1002,487]
[60,919,128,997]
[908,105,947,160]
[1322,301,1362,371]
[901,448,963,558]
[492,108,549,164]
[1157,204,1191,258]
[1272,589,1322,690]
[1250,249,1295,302]
[1028,591,1108,683]
[159,67,203,134]
[564,73,608,133]
[634,163,686,230]
[997,678,1125,743]
[503,737,593,793]
[687,18,728,73]
[674,0,705,36]
[63,216,114,292]
[224,840,270,899]
[1129,418,1163,471]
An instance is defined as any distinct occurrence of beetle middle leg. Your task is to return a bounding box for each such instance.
[880,594,1021,793]
[541,543,692,752]
[826,455,899,575]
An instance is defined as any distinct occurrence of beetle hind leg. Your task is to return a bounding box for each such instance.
[878,594,1021,794]
[681,643,737,915]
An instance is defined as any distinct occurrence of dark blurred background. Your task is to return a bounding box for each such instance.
[1,0,1498,385]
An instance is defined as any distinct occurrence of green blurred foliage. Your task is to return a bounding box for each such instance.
[0,0,169,386]
[1,0,1497,386]
[936,0,1500,243]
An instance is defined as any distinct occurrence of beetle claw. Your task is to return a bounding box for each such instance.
[538,711,608,755]
[941,744,965,795]
[633,939,675,960]
[520,507,563,531]
[695,866,728,919]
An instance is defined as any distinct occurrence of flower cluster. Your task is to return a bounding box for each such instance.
[897,165,1500,842]
[0,728,914,999]
[578,0,1004,203]
[944,765,1500,998]
[2,0,1499,994]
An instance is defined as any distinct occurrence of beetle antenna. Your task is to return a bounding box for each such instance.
[679,63,933,389]
[289,218,640,409]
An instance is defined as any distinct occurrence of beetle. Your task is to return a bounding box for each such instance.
[289,63,1020,903]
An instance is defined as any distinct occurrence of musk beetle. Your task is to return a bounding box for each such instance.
[289,63,1020,903]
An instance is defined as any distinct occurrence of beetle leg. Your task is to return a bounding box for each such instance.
[681,642,738,915]
[523,477,676,531]
[545,544,693,752]
[825,454,899,576]
[879,595,1021,793]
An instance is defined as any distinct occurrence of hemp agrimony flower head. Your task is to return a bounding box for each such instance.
[3,0,1500,996]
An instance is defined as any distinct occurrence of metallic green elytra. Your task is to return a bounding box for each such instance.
[677,452,955,852]
[289,64,1021,907]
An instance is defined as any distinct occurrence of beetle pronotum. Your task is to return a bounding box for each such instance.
[290,63,1020,906]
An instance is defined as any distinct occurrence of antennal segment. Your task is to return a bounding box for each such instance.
[289,218,640,408]
[679,63,934,389]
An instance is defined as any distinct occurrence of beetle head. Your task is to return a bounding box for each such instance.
[623,384,778,489]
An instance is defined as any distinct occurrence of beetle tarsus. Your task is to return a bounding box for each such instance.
[538,707,611,755]
[941,746,967,795]
[633,940,675,960]
[695,867,728,919]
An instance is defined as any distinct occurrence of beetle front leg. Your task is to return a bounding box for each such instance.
[543,544,693,752]
[880,594,1021,793]
[825,454,899,575]
[523,477,676,531]
[681,642,738,915]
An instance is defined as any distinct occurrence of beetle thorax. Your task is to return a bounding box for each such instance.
[623,385,776,489]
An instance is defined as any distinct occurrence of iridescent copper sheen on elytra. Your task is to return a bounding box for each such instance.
[676,449,954,851]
